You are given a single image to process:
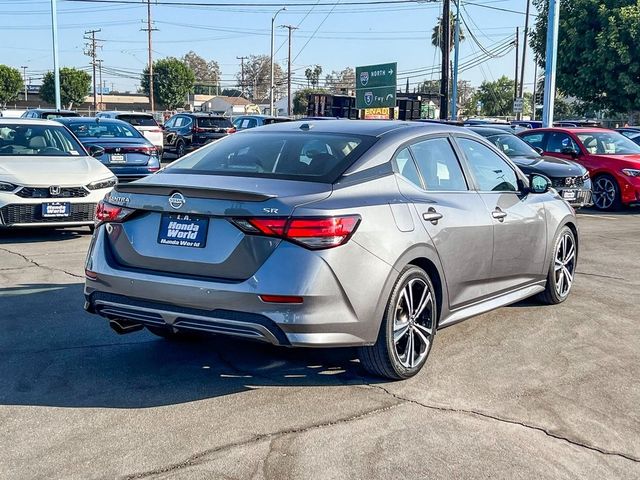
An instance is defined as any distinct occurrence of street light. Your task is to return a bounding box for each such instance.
[270,6,286,116]
[50,0,61,110]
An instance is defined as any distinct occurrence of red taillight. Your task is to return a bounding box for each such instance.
[85,268,98,280]
[148,128,162,133]
[227,127,236,134]
[192,126,205,133]
[259,295,303,304]
[231,215,360,249]
[95,198,134,225]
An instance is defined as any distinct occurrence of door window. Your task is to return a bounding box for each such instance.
[410,138,468,191]
[394,148,422,188]
[546,132,579,153]
[164,117,176,128]
[457,138,518,192]
[173,117,185,128]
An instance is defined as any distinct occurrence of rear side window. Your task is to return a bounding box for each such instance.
[196,117,233,128]
[410,138,468,191]
[117,114,158,127]
[165,132,376,183]
[520,132,545,149]
[394,148,422,188]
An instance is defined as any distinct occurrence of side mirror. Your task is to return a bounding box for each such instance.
[561,147,579,158]
[534,147,544,155]
[87,145,105,158]
[529,173,552,194]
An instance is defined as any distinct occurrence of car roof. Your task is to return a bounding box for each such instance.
[247,119,467,137]
[182,112,227,117]
[523,127,611,134]
[99,111,153,116]
[468,126,515,136]
[0,118,65,127]
[235,114,279,119]
[56,117,128,125]
[27,108,77,113]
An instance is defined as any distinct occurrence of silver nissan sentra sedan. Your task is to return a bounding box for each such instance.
[84,120,578,380]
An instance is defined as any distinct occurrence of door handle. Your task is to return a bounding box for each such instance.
[423,208,443,225]
[492,207,507,222]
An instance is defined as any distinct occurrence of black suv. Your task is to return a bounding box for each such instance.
[21,109,80,119]
[163,113,235,157]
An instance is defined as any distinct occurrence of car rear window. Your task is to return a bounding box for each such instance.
[116,114,158,127]
[196,117,233,128]
[164,132,376,183]
[264,118,292,125]
[66,121,142,139]
[42,112,79,119]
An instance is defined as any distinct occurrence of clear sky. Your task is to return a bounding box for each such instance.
[0,0,538,94]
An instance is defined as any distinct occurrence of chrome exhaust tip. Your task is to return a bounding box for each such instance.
[109,318,144,335]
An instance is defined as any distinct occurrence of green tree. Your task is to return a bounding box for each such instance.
[531,0,640,114]
[431,15,466,53]
[40,67,91,109]
[183,51,221,95]
[0,65,23,107]
[293,87,327,115]
[141,57,195,110]
[304,65,323,88]
[221,88,243,97]
[234,55,284,101]
[473,76,515,117]
[324,67,355,93]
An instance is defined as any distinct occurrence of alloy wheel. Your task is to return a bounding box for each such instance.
[393,278,434,369]
[593,176,616,209]
[554,231,576,298]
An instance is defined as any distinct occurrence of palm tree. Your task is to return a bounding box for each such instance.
[431,15,465,53]
[432,15,466,115]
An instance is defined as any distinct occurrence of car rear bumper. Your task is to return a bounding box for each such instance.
[84,225,394,347]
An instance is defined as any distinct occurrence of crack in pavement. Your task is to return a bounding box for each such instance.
[576,271,626,281]
[2,339,159,357]
[368,384,640,464]
[120,402,404,479]
[0,247,83,279]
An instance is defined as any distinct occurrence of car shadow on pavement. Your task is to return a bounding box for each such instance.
[0,283,380,409]
[0,227,91,244]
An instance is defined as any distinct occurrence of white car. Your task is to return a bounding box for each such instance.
[0,118,117,229]
[95,111,164,155]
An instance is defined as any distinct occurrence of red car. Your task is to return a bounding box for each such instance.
[518,128,640,210]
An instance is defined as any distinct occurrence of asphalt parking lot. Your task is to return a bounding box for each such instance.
[1,210,639,479]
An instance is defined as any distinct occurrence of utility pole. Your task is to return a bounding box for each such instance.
[236,56,247,97]
[84,29,102,113]
[532,60,538,120]
[50,0,61,110]
[20,66,28,101]
[543,0,560,127]
[270,7,286,116]
[514,27,519,119]
[439,0,450,120]
[96,59,104,108]
[450,0,461,119]
[280,25,298,116]
[142,0,158,112]
[519,0,531,102]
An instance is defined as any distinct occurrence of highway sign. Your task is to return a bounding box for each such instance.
[356,62,397,110]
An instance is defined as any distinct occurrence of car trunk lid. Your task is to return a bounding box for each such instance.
[104,174,332,280]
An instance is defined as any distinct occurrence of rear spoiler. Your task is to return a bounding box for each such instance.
[114,183,274,202]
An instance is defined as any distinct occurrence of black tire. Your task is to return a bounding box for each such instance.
[175,140,186,158]
[358,265,437,380]
[538,225,577,305]
[592,174,622,211]
[146,325,194,341]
